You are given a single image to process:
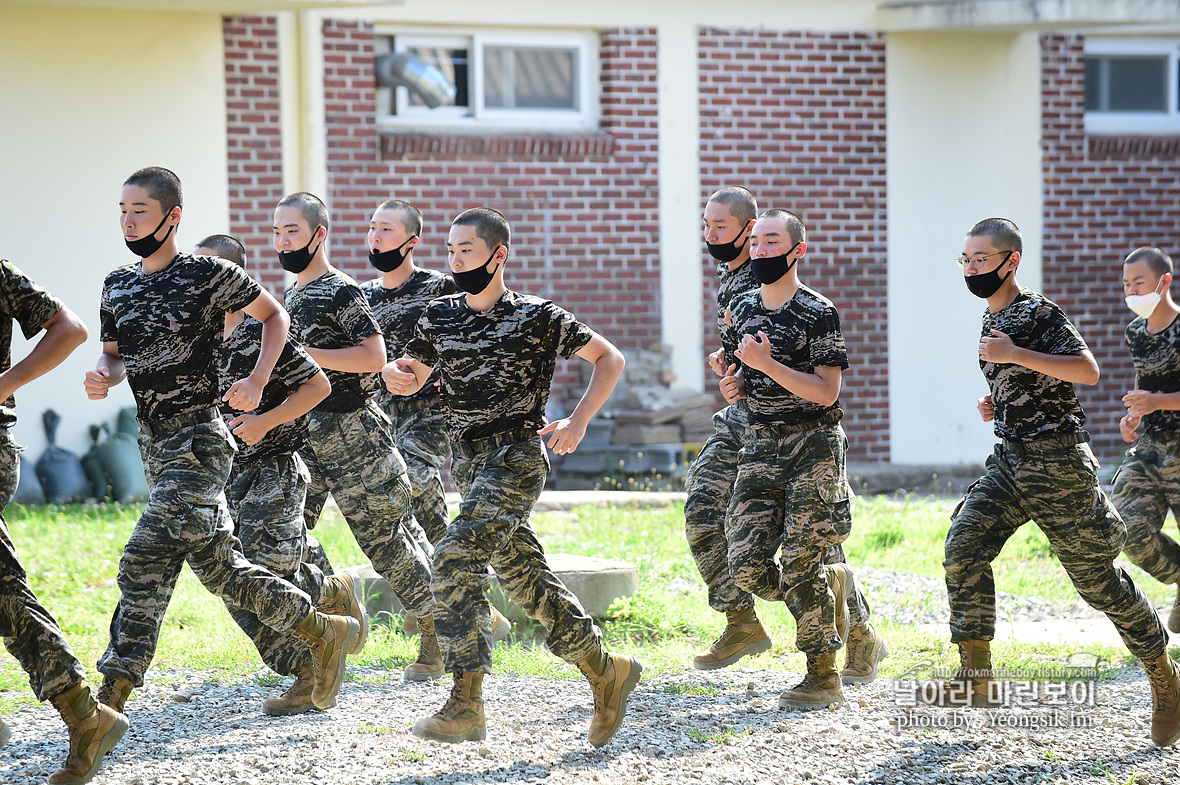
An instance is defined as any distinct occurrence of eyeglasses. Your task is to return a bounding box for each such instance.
[955,250,1012,270]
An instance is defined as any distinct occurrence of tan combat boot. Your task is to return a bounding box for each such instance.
[921,640,999,708]
[577,650,643,748]
[0,717,10,747]
[262,664,318,716]
[95,676,134,714]
[778,652,845,711]
[692,609,772,670]
[490,606,512,643]
[48,681,128,785]
[411,671,486,743]
[404,613,445,681]
[294,609,359,709]
[402,611,420,635]
[825,563,850,643]
[841,622,888,684]
[318,572,369,655]
[1143,652,1180,748]
[1169,586,1180,635]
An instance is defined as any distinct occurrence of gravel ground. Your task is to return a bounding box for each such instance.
[3,662,1178,785]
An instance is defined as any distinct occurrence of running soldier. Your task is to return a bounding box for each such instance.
[387,207,641,747]
[361,200,510,639]
[932,218,1179,748]
[688,188,884,684]
[723,208,863,712]
[0,258,126,784]
[85,168,359,721]
[1112,247,1180,631]
[194,234,368,716]
[273,192,440,681]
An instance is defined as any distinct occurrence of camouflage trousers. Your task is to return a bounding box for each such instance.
[380,396,452,546]
[1111,430,1180,586]
[947,435,1166,660]
[437,430,600,673]
[98,411,315,686]
[304,401,434,617]
[726,419,855,656]
[0,432,85,701]
[223,451,326,676]
[687,401,871,627]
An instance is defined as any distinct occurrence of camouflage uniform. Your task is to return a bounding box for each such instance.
[0,260,86,701]
[1111,316,1180,585]
[406,290,601,672]
[685,261,871,626]
[219,317,326,676]
[97,254,317,686]
[725,284,855,656]
[285,268,433,618]
[947,289,1166,660]
[364,269,458,545]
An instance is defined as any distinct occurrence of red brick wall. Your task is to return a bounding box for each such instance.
[224,16,287,297]
[320,20,660,402]
[698,29,888,461]
[1042,34,1180,464]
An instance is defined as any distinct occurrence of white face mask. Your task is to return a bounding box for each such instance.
[1126,278,1166,319]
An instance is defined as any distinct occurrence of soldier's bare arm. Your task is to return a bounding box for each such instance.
[384,355,431,397]
[0,306,87,403]
[978,330,1100,385]
[85,340,126,400]
[539,332,624,456]
[735,330,842,406]
[306,332,386,374]
[228,368,331,446]
[228,290,290,412]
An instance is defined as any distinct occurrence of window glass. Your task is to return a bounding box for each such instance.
[1085,55,1168,112]
[484,46,577,110]
[404,46,469,109]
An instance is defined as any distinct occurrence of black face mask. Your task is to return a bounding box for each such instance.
[964,252,1014,299]
[706,226,748,263]
[125,210,175,258]
[751,242,801,285]
[368,235,416,273]
[278,228,323,274]
[451,246,501,295]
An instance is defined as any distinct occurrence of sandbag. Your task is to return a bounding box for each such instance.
[11,454,44,505]
[35,409,91,504]
[97,408,147,502]
[81,424,111,502]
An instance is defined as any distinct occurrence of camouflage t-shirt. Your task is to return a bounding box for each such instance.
[100,253,261,422]
[362,267,458,406]
[980,289,1088,441]
[728,283,848,426]
[1124,314,1180,434]
[218,316,321,464]
[284,268,381,414]
[405,289,594,443]
[0,259,64,429]
[717,259,761,370]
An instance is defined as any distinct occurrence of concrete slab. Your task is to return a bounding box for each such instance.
[340,552,640,628]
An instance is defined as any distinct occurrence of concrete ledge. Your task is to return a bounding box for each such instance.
[341,552,640,626]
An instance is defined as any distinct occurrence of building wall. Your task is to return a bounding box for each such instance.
[1041,33,1180,465]
[0,4,229,456]
[698,29,888,461]
[314,19,661,404]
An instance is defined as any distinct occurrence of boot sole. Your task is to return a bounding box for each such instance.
[411,720,486,744]
[312,619,360,710]
[692,635,772,671]
[590,656,643,748]
[65,712,129,785]
[261,698,324,717]
[1153,724,1180,748]
[778,693,845,712]
[841,637,889,685]
[346,575,370,655]
[404,667,446,682]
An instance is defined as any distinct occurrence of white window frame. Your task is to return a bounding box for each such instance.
[1084,38,1180,136]
[375,27,600,131]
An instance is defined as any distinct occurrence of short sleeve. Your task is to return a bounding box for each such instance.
[549,303,594,359]
[209,257,263,314]
[335,283,381,346]
[0,260,63,340]
[405,311,438,366]
[809,306,849,370]
[275,338,322,392]
[1032,302,1087,356]
[99,284,117,343]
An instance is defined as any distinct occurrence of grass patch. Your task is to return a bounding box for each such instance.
[688,726,753,745]
[663,682,721,696]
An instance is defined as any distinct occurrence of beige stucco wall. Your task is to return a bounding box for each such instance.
[886,31,1043,464]
[0,4,229,460]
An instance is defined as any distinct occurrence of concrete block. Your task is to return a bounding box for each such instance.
[341,553,639,627]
